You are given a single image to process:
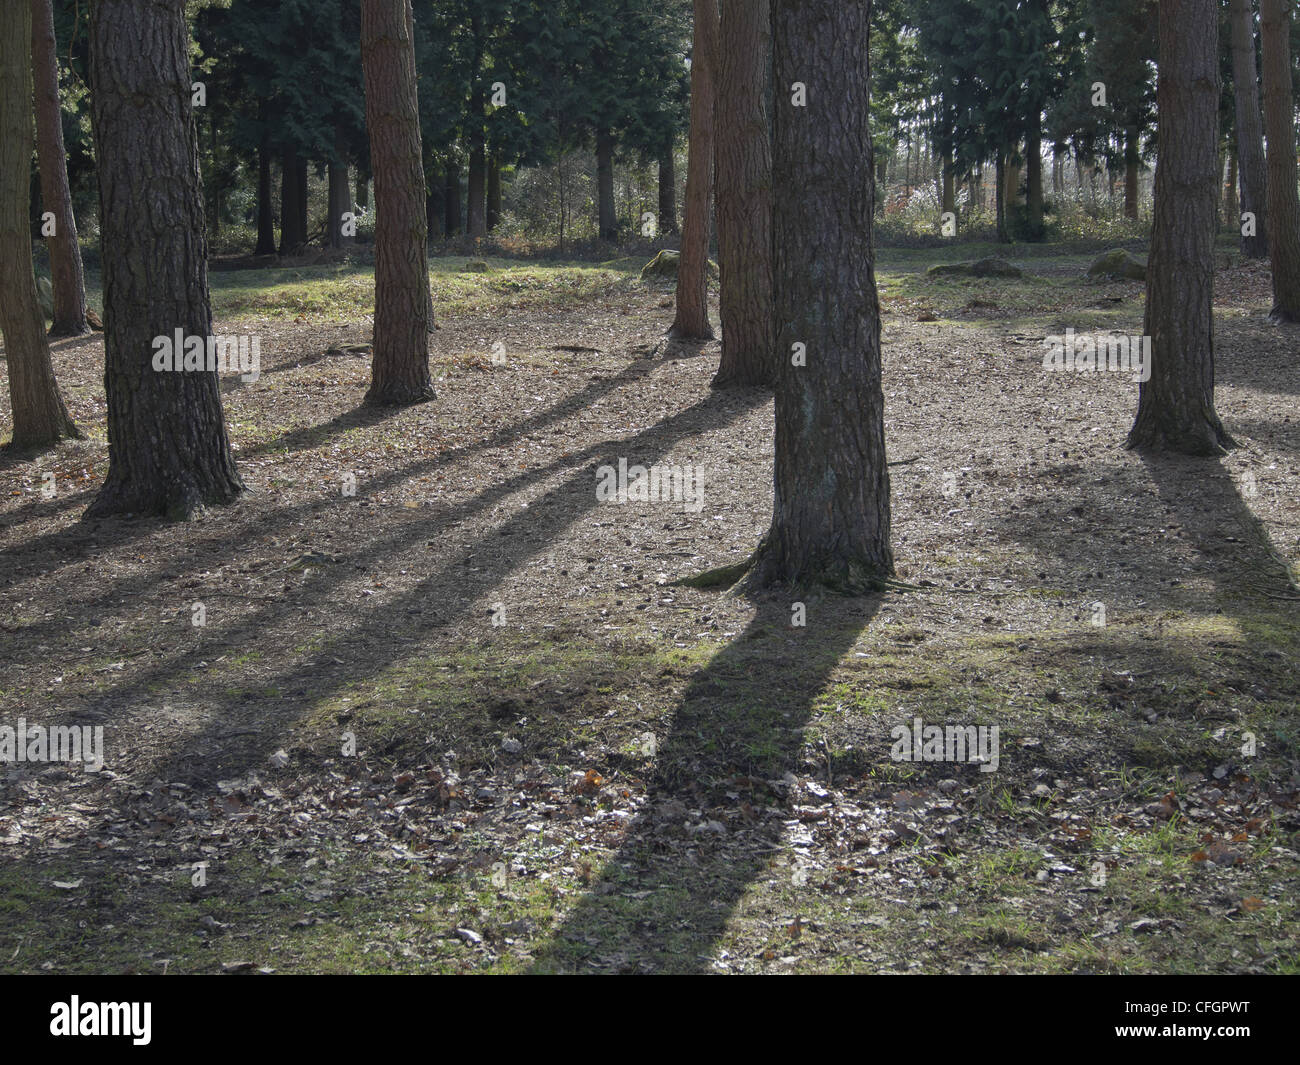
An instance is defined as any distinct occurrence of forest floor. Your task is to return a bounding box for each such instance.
[1,242,1298,974]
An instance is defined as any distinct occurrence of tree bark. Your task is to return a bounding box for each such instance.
[1126,0,1233,455]
[671,0,719,339]
[361,0,433,405]
[444,161,461,235]
[0,0,78,449]
[1230,0,1268,258]
[1260,0,1300,320]
[746,0,892,593]
[255,127,276,255]
[30,0,89,337]
[487,153,501,231]
[713,0,775,388]
[1025,121,1044,239]
[658,147,678,235]
[327,133,352,249]
[279,146,306,253]
[86,0,242,517]
[1123,127,1140,220]
[595,128,617,241]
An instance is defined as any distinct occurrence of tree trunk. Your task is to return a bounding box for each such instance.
[279,146,305,253]
[1224,150,1238,229]
[713,0,775,388]
[355,170,368,209]
[255,127,276,255]
[658,147,678,234]
[30,0,89,337]
[1260,0,1300,320]
[86,0,242,517]
[466,119,487,237]
[1123,127,1140,220]
[327,136,352,249]
[995,150,1008,242]
[595,128,617,241]
[1,0,78,449]
[1126,0,1233,456]
[1025,121,1044,239]
[746,0,892,593]
[487,154,501,231]
[444,162,461,235]
[1230,0,1268,258]
[360,0,433,405]
[671,0,719,339]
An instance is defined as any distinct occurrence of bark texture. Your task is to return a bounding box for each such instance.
[1260,0,1300,320]
[30,0,89,337]
[1230,0,1269,258]
[1126,0,1233,455]
[670,0,719,340]
[1,0,79,449]
[748,0,893,592]
[713,0,776,388]
[361,0,433,405]
[86,0,242,516]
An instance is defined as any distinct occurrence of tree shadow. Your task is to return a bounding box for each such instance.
[528,594,880,973]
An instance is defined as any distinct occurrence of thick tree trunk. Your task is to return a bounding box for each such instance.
[0,0,78,449]
[255,128,276,255]
[746,0,892,593]
[1126,0,1233,456]
[30,0,89,338]
[658,147,678,235]
[713,0,775,388]
[671,0,719,339]
[444,162,461,235]
[595,128,617,241]
[1260,0,1300,320]
[361,0,433,405]
[487,154,501,232]
[1230,0,1268,258]
[86,0,242,517]
[1123,127,1140,220]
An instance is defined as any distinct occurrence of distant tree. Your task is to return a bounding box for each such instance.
[1229,0,1268,259]
[361,0,434,404]
[713,0,775,388]
[746,0,893,591]
[1127,0,1233,455]
[30,0,89,337]
[0,0,79,449]
[87,0,242,516]
[1260,0,1300,320]
[671,0,718,340]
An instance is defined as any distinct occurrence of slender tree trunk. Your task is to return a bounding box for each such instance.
[1260,0,1300,319]
[1025,122,1044,239]
[658,146,678,235]
[355,170,368,209]
[713,0,775,388]
[487,154,501,231]
[327,133,352,248]
[1127,0,1233,455]
[30,0,88,337]
[995,150,1008,242]
[466,120,487,237]
[279,146,304,253]
[746,0,892,592]
[255,127,276,255]
[86,0,242,516]
[1224,150,1238,228]
[1,0,78,449]
[595,128,617,241]
[671,0,719,339]
[1123,127,1140,220]
[361,0,433,405]
[1230,0,1268,258]
[444,162,461,236]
